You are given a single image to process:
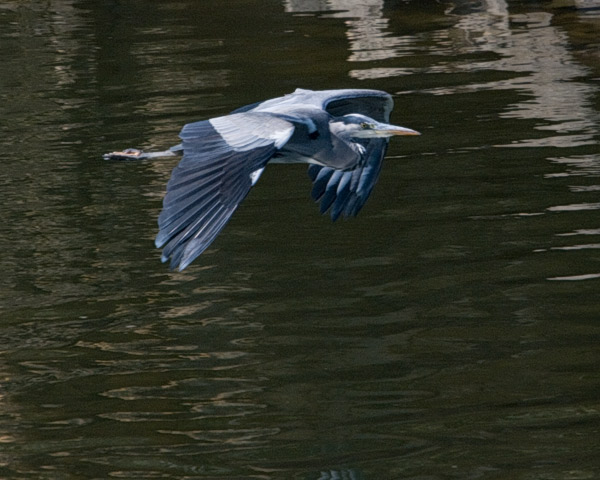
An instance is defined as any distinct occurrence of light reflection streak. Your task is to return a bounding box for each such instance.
[546,154,600,178]
[548,272,600,281]
[550,243,600,250]
[286,0,408,64]
[425,7,598,147]
[547,202,600,211]
[556,228,600,236]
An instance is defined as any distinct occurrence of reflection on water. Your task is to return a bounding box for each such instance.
[1,1,600,479]
[412,4,598,148]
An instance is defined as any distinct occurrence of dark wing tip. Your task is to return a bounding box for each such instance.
[307,139,387,222]
[155,117,290,270]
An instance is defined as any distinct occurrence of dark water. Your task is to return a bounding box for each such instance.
[1,1,600,478]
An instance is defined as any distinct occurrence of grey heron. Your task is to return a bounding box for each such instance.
[104,88,420,270]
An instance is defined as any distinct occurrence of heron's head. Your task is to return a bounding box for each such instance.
[334,114,420,139]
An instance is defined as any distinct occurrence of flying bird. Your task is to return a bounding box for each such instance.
[104,88,420,270]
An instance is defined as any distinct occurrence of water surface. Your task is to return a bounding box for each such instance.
[1,1,599,479]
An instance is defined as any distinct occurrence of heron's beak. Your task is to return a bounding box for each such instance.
[376,124,420,137]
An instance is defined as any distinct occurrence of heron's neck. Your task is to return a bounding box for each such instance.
[329,120,367,156]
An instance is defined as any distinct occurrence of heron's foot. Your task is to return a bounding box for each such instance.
[102,148,146,161]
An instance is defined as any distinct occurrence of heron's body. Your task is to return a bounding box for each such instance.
[104,88,419,270]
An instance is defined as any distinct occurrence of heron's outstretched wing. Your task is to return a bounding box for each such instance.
[253,88,394,123]
[308,138,388,221]
[319,89,393,123]
[156,113,294,270]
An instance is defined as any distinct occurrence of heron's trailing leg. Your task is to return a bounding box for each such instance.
[103,145,183,161]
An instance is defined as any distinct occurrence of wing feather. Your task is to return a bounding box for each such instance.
[307,138,388,220]
[156,114,294,270]
[308,165,335,201]
[253,88,393,123]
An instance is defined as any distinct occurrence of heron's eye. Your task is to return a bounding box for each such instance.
[360,122,372,129]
